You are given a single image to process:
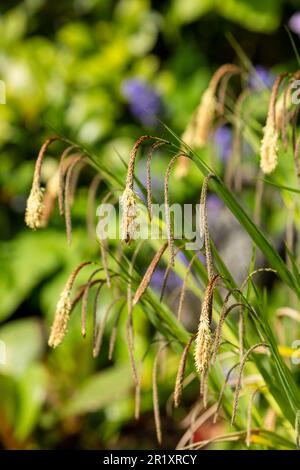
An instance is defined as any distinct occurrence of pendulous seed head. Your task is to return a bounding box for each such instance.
[25,136,60,230]
[181,64,242,153]
[194,275,220,374]
[48,261,94,348]
[48,287,72,348]
[120,186,138,244]
[193,87,216,148]
[25,186,45,230]
[260,73,288,174]
[194,313,213,374]
[174,335,195,408]
[260,112,279,174]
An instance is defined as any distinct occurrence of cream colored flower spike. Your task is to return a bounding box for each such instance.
[120,186,138,244]
[25,186,45,230]
[260,112,279,174]
[194,87,216,148]
[260,72,288,174]
[48,288,72,348]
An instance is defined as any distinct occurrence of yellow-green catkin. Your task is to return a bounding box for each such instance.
[25,137,59,230]
[48,286,72,348]
[48,261,94,348]
[260,110,279,174]
[193,87,216,148]
[181,64,241,150]
[120,186,138,244]
[25,186,45,230]
[260,73,288,174]
[194,275,220,374]
[121,136,163,244]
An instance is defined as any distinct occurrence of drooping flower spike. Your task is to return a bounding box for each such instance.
[174,335,196,408]
[48,261,95,348]
[260,73,288,174]
[194,274,221,377]
[133,242,168,307]
[25,136,61,230]
[231,343,269,425]
[122,135,168,244]
[164,154,179,266]
[200,174,215,280]
[182,63,242,150]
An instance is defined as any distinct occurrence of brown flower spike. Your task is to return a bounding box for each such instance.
[122,136,168,244]
[194,274,220,375]
[48,262,94,348]
[260,73,288,174]
[25,137,60,229]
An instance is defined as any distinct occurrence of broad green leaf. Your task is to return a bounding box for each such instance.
[263,178,300,194]
[15,364,47,441]
[0,318,44,377]
[63,365,132,416]
[0,230,87,322]
[217,0,282,33]
[170,0,213,24]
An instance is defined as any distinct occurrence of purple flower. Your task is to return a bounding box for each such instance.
[206,194,223,215]
[134,165,162,201]
[214,126,232,162]
[197,252,205,264]
[178,251,189,267]
[150,267,181,292]
[122,78,163,127]
[289,12,300,35]
[248,66,274,90]
[133,184,146,203]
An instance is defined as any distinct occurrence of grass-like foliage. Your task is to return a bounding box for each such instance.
[25,62,300,450]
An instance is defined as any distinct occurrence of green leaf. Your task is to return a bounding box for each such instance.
[170,0,213,24]
[62,365,132,416]
[217,0,282,33]
[263,178,300,194]
[179,141,300,298]
[257,430,296,450]
[0,230,86,322]
[15,364,47,441]
[0,318,44,377]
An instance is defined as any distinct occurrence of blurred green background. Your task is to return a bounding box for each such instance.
[0,0,300,449]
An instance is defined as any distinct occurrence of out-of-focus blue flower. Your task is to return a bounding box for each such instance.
[150,267,181,292]
[289,12,300,34]
[207,194,223,215]
[134,164,162,202]
[178,251,189,267]
[248,66,274,90]
[122,78,163,127]
[197,252,205,264]
[214,126,232,162]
